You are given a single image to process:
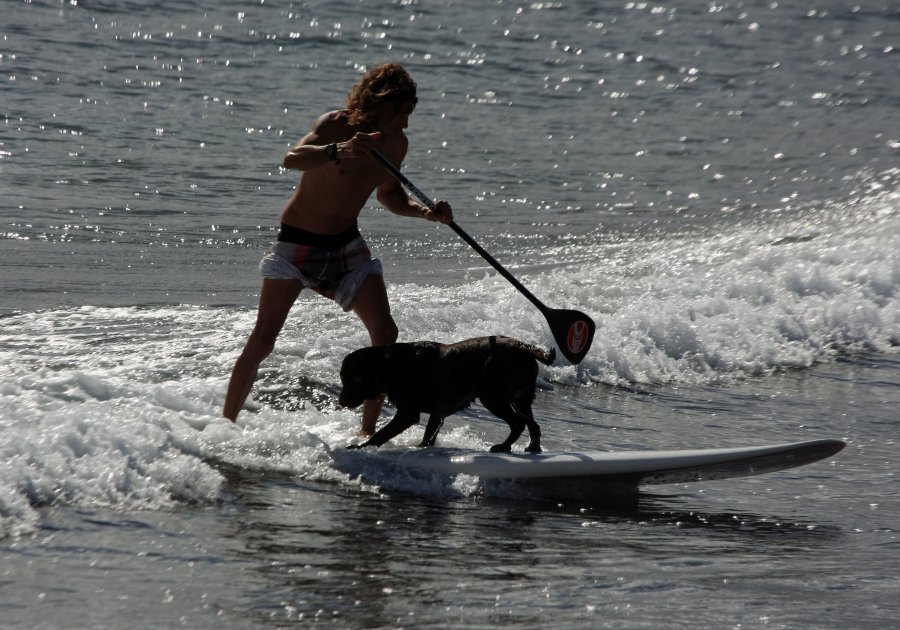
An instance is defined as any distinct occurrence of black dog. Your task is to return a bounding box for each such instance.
[339,336,555,453]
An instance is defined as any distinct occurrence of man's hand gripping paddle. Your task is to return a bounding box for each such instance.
[371,149,595,364]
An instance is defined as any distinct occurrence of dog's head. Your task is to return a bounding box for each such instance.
[338,346,389,408]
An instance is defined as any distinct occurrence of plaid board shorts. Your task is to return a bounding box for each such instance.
[259,226,383,312]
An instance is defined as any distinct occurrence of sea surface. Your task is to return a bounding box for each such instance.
[2,1,899,628]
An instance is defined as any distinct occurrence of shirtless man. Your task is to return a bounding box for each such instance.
[223,63,453,433]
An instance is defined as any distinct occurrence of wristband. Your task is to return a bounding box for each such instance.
[324,143,340,163]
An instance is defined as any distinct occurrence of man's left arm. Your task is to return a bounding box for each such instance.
[376,177,454,224]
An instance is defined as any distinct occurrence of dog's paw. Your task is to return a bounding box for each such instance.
[346,443,367,450]
[489,444,512,453]
[525,443,543,454]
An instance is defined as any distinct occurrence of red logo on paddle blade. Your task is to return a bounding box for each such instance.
[567,320,589,355]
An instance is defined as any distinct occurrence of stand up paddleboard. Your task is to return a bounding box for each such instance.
[335,439,845,487]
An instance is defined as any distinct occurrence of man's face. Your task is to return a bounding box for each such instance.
[378,99,416,132]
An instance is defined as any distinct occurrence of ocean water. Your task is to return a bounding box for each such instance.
[2,1,898,628]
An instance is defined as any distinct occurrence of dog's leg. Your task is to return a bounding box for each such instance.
[349,408,419,448]
[419,415,444,447]
[512,401,542,454]
[479,397,526,453]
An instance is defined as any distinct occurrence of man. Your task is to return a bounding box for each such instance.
[223,63,453,434]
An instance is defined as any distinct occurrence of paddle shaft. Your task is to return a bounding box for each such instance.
[370,149,550,316]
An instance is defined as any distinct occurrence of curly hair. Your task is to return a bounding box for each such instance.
[346,63,417,128]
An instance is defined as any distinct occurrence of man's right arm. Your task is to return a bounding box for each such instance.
[282,142,337,170]
[282,112,344,171]
[282,113,382,171]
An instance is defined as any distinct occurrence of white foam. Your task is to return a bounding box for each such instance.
[550,185,900,386]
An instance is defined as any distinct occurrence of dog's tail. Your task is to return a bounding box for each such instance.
[491,336,557,366]
[532,346,556,366]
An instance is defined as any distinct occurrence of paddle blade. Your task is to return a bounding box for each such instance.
[546,309,596,364]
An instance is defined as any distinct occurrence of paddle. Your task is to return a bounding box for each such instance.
[371,149,596,364]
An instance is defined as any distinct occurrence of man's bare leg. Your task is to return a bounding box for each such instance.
[360,397,385,436]
[351,274,399,436]
[224,278,303,421]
